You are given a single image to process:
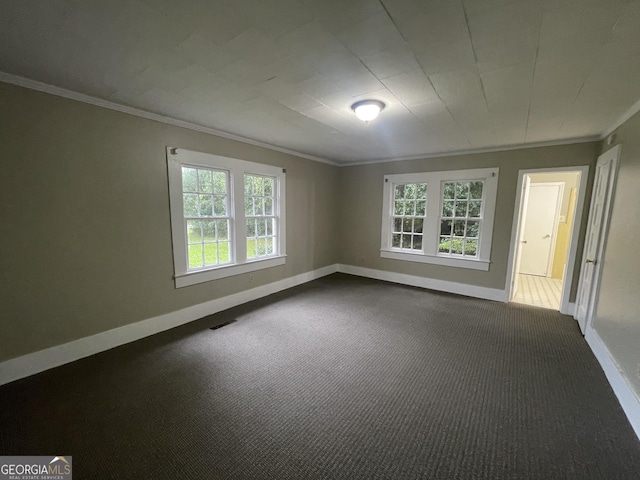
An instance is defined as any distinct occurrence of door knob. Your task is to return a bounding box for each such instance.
[585,258,597,265]
[543,234,551,238]
[521,240,527,244]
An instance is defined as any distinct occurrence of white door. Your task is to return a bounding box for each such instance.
[510,176,531,299]
[575,145,621,334]
[519,184,563,277]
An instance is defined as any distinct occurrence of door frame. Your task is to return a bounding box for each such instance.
[519,182,564,278]
[575,144,621,333]
[505,166,590,314]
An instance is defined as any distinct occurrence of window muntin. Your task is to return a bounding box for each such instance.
[391,183,427,251]
[167,148,286,287]
[245,174,277,259]
[380,168,498,271]
[438,181,483,257]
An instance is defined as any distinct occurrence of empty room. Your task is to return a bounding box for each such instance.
[1,1,640,479]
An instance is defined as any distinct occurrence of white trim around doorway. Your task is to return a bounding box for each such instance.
[505,166,590,315]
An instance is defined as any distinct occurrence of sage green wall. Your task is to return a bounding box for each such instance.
[0,82,340,362]
[593,110,640,398]
[338,143,598,295]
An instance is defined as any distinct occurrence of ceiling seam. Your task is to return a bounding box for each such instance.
[377,0,474,148]
[524,6,544,144]
[460,1,490,111]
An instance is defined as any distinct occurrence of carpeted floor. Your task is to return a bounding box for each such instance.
[1,273,639,479]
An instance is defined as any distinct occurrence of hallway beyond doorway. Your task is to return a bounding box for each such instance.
[512,274,562,310]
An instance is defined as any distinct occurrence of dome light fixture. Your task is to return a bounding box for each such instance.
[351,99,385,123]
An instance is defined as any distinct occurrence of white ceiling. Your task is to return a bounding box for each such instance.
[1,0,639,164]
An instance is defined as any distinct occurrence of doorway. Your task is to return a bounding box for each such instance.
[506,166,589,314]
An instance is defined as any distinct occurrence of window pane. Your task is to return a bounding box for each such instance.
[440,220,452,235]
[395,185,405,199]
[219,242,231,263]
[412,235,422,250]
[187,220,202,243]
[244,175,253,196]
[402,234,411,249]
[266,237,274,255]
[182,167,197,192]
[213,171,227,194]
[254,199,263,216]
[393,217,402,232]
[403,218,413,233]
[247,239,256,258]
[266,218,274,235]
[392,234,401,248]
[443,183,455,199]
[416,183,427,200]
[188,244,203,269]
[442,200,454,217]
[415,200,426,216]
[453,220,466,236]
[404,201,415,216]
[247,219,256,237]
[257,219,266,236]
[451,239,464,255]
[455,182,469,199]
[198,169,212,193]
[468,201,482,218]
[200,195,213,216]
[183,194,198,216]
[455,201,468,217]
[466,221,479,238]
[204,243,218,266]
[465,239,478,256]
[414,218,423,233]
[257,238,266,255]
[405,184,416,199]
[245,196,254,216]
[439,237,451,253]
[264,177,273,196]
[203,220,216,241]
[264,197,273,215]
[214,196,226,216]
[253,176,263,195]
[217,220,229,241]
[394,201,404,216]
[470,181,483,199]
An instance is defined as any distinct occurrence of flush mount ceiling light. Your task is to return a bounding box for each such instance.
[351,100,385,123]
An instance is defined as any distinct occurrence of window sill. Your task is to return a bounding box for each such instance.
[174,255,286,288]
[380,249,490,271]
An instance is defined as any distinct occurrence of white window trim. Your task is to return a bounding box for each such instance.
[380,168,499,271]
[167,147,286,288]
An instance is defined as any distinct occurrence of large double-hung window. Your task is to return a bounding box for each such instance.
[381,168,498,271]
[167,148,286,287]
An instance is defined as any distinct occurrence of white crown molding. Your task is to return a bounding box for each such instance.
[341,136,601,167]
[602,97,640,139]
[0,264,339,386]
[0,71,341,167]
[7,70,639,168]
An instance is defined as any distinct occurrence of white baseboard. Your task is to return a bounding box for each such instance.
[337,264,508,302]
[0,264,338,386]
[585,328,640,441]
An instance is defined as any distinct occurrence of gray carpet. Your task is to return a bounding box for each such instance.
[1,273,639,479]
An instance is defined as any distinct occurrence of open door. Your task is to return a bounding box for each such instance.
[510,175,530,300]
[575,145,621,334]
